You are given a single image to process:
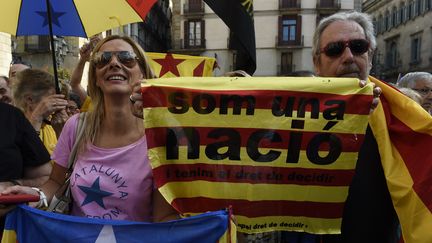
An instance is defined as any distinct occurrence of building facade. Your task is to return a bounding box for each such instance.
[363,0,432,82]
[171,0,362,76]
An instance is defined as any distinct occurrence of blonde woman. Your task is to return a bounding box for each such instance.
[4,35,177,222]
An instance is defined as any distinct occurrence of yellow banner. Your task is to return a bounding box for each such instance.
[142,77,373,234]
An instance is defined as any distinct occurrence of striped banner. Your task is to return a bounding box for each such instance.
[142,77,373,234]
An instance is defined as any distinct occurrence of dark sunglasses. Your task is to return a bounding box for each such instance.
[320,39,370,57]
[93,51,138,68]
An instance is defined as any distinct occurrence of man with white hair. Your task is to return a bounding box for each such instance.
[397,72,432,114]
[311,11,399,243]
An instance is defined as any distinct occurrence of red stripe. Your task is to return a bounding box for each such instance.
[146,127,365,152]
[171,197,344,218]
[153,164,355,186]
[141,86,372,115]
[126,0,157,20]
[381,96,432,211]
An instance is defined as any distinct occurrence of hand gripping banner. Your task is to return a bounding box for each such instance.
[141,77,373,234]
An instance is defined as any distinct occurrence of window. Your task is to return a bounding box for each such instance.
[408,1,414,20]
[399,4,405,23]
[385,41,398,69]
[280,52,293,75]
[184,19,205,48]
[411,36,421,63]
[279,15,302,45]
[385,11,390,30]
[416,0,421,15]
[185,0,203,13]
[392,7,397,27]
[24,36,50,52]
[426,0,431,11]
[280,0,299,8]
[377,15,382,33]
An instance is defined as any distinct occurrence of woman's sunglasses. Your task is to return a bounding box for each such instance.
[320,39,370,57]
[93,51,138,68]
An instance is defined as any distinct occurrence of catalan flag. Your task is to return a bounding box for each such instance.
[203,0,256,75]
[141,77,373,234]
[147,52,216,78]
[369,76,432,243]
[1,205,235,243]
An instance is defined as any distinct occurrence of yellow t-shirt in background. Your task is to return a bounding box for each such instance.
[39,124,57,156]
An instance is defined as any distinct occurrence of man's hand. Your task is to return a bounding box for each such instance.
[359,80,381,114]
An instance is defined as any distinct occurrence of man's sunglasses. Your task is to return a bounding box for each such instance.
[93,51,138,68]
[320,39,370,57]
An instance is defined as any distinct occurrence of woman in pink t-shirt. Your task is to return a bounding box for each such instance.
[4,35,178,222]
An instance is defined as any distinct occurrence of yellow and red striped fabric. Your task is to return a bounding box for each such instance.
[142,77,373,234]
[146,52,216,78]
[369,76,432,243]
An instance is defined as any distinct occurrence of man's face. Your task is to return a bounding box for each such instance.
[9,64,30,85]
[0,77,12,104]
[412,78,432,112]
[314,20,371,81]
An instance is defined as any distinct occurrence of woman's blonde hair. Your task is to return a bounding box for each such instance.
[78,35,156,151]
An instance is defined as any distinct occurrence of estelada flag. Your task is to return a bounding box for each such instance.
[2,205,236,243]
[141,77,373,234]
[146,52,216,78]
[369,76,432,243]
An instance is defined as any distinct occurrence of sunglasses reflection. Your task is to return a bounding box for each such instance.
[93,51,138,68]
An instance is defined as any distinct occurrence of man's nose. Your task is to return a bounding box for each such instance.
[341,46,355,63]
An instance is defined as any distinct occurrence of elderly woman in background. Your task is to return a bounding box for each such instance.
[4,35,178,222]
[397,72,432,114]
[13,69,69,154]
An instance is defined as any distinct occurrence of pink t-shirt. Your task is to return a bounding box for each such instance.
[52,114,153,222]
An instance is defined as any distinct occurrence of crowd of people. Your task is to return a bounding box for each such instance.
[0,9,430,243]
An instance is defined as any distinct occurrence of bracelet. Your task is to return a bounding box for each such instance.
[9,179,21,186]
[31,187,48,208]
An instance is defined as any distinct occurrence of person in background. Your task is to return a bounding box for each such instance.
[3,35,178,223]
[0,102,51,234]
[398,87,423,105]
[8,59,31,86]
[311,11,398,243]
[66,92,81,117]
[70,35,102,112]
[13,69,68,154]
[397,72,432,114]
[0,76,12,104]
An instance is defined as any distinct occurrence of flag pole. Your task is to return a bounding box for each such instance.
[45,0,61,94]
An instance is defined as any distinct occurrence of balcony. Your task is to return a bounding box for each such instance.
[183,2,205,15]
[277,64,296,76]
[275,35,304,49]
[183,38,206,49]
[279,0,301,10]
[316,0,341,11]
